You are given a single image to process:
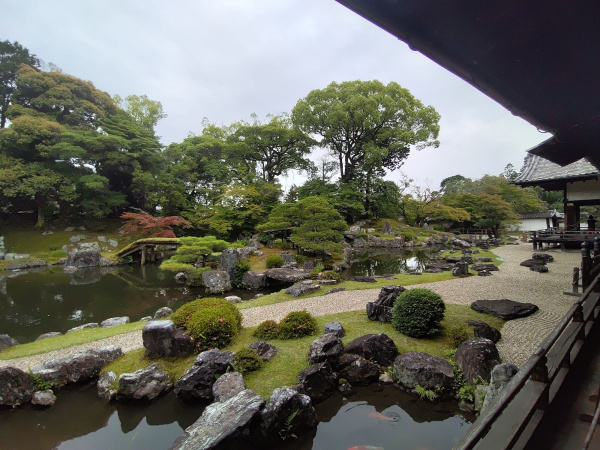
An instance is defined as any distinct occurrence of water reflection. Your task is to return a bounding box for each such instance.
[346,247,444,278]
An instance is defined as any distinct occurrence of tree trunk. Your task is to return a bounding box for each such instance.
[35,194,46,228]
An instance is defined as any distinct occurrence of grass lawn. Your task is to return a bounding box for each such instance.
[102,305,504,398]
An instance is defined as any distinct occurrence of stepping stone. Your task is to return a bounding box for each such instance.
[470,299,538,320]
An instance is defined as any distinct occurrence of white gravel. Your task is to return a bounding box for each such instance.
[0,242,580,371]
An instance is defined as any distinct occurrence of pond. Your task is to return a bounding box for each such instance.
[0,383,473,450]
[1,246,446,344]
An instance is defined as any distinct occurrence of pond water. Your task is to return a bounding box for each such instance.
[0,383,472,450]
[0,265,269,344]
[344,246,445,278]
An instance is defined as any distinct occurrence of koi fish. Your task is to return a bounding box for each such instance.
[347,446,384,450]
[368,411,394,421]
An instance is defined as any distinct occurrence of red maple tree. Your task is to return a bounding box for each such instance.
[119,212,191,238]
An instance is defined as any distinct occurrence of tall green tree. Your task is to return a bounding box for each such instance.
[292,80,440,184]
[0,40,40,129]
[227,114,315,183]
[113,94,167,132]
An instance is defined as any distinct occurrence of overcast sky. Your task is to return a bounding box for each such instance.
[2,0,548,190]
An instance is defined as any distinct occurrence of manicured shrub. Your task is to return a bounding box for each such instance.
[171,297,242,330]
[266,254,284,269]
[232,239,248,248]
[278,311,317,340]
[233,348,264,374]
[253,320,280,340]
[391,288,445,338]
[233,259,251,288]
[279,240,292,250]
[319,270,341,282]
[295,254,306,266]
[186,307,237,351]
[310,264,324,279]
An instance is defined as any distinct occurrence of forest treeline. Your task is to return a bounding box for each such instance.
[0,40,559,240]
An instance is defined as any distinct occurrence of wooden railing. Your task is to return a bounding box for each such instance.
[454,254,600,449]
[567,238,600,295]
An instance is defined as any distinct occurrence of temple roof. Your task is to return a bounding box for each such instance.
[513,154,599,190]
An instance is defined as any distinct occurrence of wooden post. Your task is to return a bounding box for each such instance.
[141,246,147,265]
[533,231,538,250]
[594,236,600,257]
[582,242,591,290]
[573,267,580,294]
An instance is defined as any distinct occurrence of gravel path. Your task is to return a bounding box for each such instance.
[0,243,580,370]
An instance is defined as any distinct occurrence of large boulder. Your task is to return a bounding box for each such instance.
[170,389,265,450]
[174,349,235,402]
[350,276,377,283]
[218,247,255,280]
[201,270,232,294]
[66,323,99,333]
[296,362,337,402]
[307,333,344,365]
[35,332,63,341]
[324,321,345,338]
[366,285,406,322]
[337,354,380,386]
[260,387,318,439]
[0,367,35,407]
[450,238,472,249]
[101,316,130,328]
[97,370,118,401]
[65,249,101,268]
[0,334,19,351]
[265,268,311,283]
[470,299,539,320]
[455,338,501,383]
[467,320,501,343]
[241,271,267,289]
[344,334,398,367]
[212,372,246,402]
[142,320,194,358]
[532,253,554,263]
[481,363,519,413]
[154,307,173,319]
[285,284,320,297]
[249,340,278,362]
[519,259,546,268]
[381,221,393,234]
[470,264,499,272]
[31,346,123,388]
[117,363,172,401]
[393,351,454,390]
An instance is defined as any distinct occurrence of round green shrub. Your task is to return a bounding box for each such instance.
[319,270,341,282]
[171,297,242,330]
[391,288,446,338]
[278,311,317,340]
[253,320,280,340]
[266,254,284,269]
[233,348,263,374]
[186,307,238,351]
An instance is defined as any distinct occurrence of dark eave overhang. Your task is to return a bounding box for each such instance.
[335,1,600,169]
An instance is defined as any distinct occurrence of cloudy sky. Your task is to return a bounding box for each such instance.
[2,0,547,190]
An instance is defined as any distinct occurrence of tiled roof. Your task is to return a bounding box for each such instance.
[515,154,599,184]
[519,210,564,220]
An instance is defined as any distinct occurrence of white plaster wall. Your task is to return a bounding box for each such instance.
[567,179,600,201]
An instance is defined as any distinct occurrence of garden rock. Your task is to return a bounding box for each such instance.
[27,259,47,268]
[31,346,123,388]
[66,322,99,333]
[425,263,455,271]
[467,320,501,343]
[455,338,501,383]
[285,284,320,297]
[350,276,377,283]
[97,370,117,401]
[326,287,346,295]
[393,351,454,390]
[324,321,345,337]
[4,252,30,260]
[170,389,265,450]
[32,389,57,407]
[0,367,35,407]
[366,285,406,322]
[142,320,194,358]
[212,372,246,402]
[65,250,101,268]
[174,272,186,283]
[344,334,399,367]
[470,264,499,272]
[260,387,317,439]
[424,267,443,273]
[302,260,314,271]
[0,334,19,351]
[218,247,255,280]
[477,269,493,276]
[450,238,471,249]
[481,363,519,413]
[247,234,261,249]
[520,259,546,268]
[225,295,242,303]
[201,270,232,294]
[78,242,101,252]
[532,253,554,263]
[101,316,130,328]
[117,363,172,401]
[530,265,549,273]
[281,252,296,265]
[35,332,63,341]
[296,361,337,402]
[241,271,267,289]
[249,340,278,361]
[382,221,393,234]
[174,349,235,402]
[337,354,380,386]
[265,268,311,283]
[154,307,173,319]
[6,262,27,271]
[308,333,344,365]
[474,257,493,262]
[108,239,118,247]
[471,299,539,320]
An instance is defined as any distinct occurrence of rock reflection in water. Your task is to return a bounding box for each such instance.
[346,246,445,278]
